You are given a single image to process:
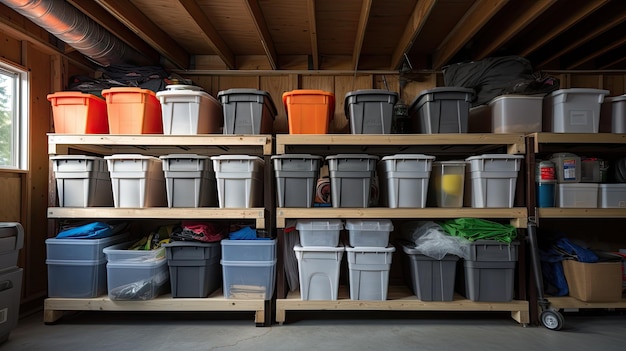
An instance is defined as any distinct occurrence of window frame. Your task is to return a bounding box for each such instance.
[0,59,29,171]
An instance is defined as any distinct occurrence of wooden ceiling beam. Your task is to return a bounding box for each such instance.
[537,7,626,68]
[567,35,626,69]
[95,0,189,69]
[390,0,437,70]
[177,0,235,69]
[352,0,372,71]
[519,0,607,57]
[474,0,556,60]
[307,0,319,70]
[431,0,509,70]
[67,0,159,63]
[244,0,278,70]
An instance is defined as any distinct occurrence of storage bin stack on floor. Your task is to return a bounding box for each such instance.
[0,223,24,344]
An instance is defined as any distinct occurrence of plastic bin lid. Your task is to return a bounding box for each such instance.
[488,94,544,105]
[417,87,474,96]
[159,154,210,160]
[283,89,335,97]
[296,219,343,231]
[381,154,436,161]
[433,160,467,166]
[465,154,524,161]
[50,155,103,161]
[605,94,626,103]
[548,88,609,97]
[210,155,265,163]
[0,222,24,250]
[104,154,161,161]
[165,85,203,91]
[345,219,394,231]
[549,152,579,159]
[471,239,519,246]
[325,154,379,161]
[345,245,395,253]
[344,89,398,98]
[271,154,323,160]
[101,87,157,96]
[293,244,344,252]
[47,91,104,100]
[156,88,218,103]
[162,241,220,248]
[217,89,277,116]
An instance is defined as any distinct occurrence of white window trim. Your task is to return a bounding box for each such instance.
[0,59,29,171]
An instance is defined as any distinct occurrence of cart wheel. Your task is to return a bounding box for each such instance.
[540,310,564,331]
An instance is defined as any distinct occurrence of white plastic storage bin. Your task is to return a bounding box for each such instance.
[344,89,398,134]
[295,219,343,247]
[221,238,277,261]
[379,154,435,208]
[543,88,609,133]
[599,184,626,208]
[272,154,323,208]
[105,154,167,208]
[556,183,599,208]
[160,154,217,208]
[45,232,130,261]
[326,154,379,208]
[345,219,393,247]
[106,258,169,300]
[409,87,474,133]
[103,242,166,263]
[465,154,523,208]
[221,259,276,299]
[0,222,24,271]
[428,161,466,208]
[156,85,223,134]
[294,245,344,300]
[47,258,107,298]
[489,95,543,133]
[346,246,395,300]
[600,95,626,133]
[211,155,264,208]
[51,155,113,207]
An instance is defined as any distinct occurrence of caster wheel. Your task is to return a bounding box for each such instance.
[541,310,564,331]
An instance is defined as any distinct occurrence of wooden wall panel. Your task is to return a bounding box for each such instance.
[603,75,626,96]
[218,76,260,91]
[0,30,21,63]
[261,75,291,134]
[569,74,603,89]
[0,173,21,221]
[334,75,373,133]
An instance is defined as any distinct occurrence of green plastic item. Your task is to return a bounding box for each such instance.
[439,218,517,243]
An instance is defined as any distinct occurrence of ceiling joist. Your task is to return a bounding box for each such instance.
[307,0,319,70]
[177,0,235,69]
[352,0,372,71]
[95,0,189,69]
[432,0,509,70]
[244,0,278,70]
[390,0,437,70]
[567,35,626,69]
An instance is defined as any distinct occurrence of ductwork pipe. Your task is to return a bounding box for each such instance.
[1,0,151,66]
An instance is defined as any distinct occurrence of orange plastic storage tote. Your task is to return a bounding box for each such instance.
[102,87,163,134]
[47,92,109,134]
[283,90,335,134]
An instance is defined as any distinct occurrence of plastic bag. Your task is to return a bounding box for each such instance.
[404,221,471,260]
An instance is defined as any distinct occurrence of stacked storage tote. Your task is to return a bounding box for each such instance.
[0,223,24,344]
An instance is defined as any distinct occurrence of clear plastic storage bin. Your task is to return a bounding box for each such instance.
[345,219,393,247]
[296,219,343,247]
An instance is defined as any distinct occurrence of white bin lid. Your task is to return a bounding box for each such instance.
[271,154,323,160]
[433,160,467,166]
[488,94,544,105]
[381,154,436,161]
[345,219,393,232]
[159,154,210,160]
[605,94,626,103]
[165,84,203,91]
[50,155,102,161]
[325,154,379,161]
[465,154,524,161]
[345,245,395,253]
[293,244,344,253]
[296,219,343,231]
[104,154,160,161]
[548,88,609,96]
[210,155,264,163]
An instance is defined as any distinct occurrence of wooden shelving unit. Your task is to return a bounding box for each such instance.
[274,134,530,325]
[45,134,274,326]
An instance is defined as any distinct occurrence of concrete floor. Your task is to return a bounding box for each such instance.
[2,310,626,351]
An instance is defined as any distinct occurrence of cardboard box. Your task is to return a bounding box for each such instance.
[562,260,622,302]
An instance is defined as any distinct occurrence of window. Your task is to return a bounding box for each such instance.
[0,60,28,170]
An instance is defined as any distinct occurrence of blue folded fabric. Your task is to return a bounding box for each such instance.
[56,222,114,239]
[228,226,270,240]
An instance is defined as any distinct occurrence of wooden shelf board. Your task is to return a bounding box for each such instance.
[276,286,528,324]
[529,132,626,153]
[546,296,626,309]
[48,134,273,155]
[536,208,626,218]
[276,207,527,228]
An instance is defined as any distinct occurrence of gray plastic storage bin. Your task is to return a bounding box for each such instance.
[163,241,221,298]
[51,155,113,207]
[47,258,107,298]
[344,89,398,134]
[294,245,344,300]
[379,154,435,208]
[346,246,395,300]
[45,232,130,261]
[543,88,609,133]
[465,154,523,208]
[409,87,474,133]
[217,89,277,134]
[221,259,276,299]
[0,223,24,271]
[296,219,343,247]
[600,94,626,133]
[401,242,458,301]
[461,260,516,302]
[326,154,378,208]
[345,219,393,247]
[272,154,323,208]
[160,154,217,208]
[221,238,276,261]
[106,258,169,300]
[105,154,167,208]
[468,240,519,262]
[0,268,22,344]
[211,155,264,208]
